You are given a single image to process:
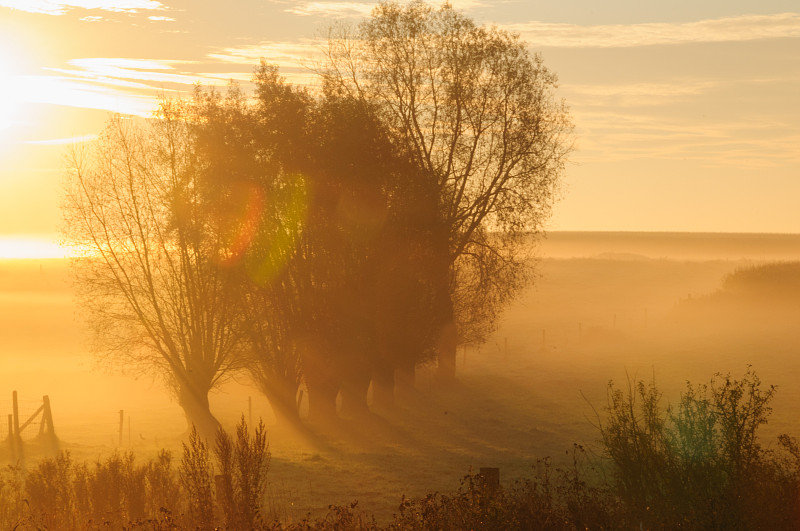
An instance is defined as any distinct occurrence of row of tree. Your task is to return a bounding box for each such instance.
[62,1,571,437]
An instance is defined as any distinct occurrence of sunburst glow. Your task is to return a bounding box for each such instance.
[0,54,14,132]
[0,237,68,259]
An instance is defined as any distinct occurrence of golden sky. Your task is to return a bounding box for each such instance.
[0,0,798,251]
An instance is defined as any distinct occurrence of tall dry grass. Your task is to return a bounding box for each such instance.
[2,370,799,529]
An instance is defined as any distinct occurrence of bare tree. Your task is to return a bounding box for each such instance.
[322,0,573,382]
[63,105,246,438]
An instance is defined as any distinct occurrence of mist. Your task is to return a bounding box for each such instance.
[2,231,799,523]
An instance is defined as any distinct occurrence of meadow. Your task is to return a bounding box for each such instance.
[1,231,799,524]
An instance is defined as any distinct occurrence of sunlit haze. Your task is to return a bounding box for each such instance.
[1,3,800,526]
[0,236,67,258]
[0,0,797,251]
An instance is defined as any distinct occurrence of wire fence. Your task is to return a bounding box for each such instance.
[0,394,50,442]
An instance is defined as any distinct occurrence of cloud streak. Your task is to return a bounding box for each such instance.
[285,1,373,17]
[563,80,718,107]
[11,74,157,115]
[282,0,485,18]
[208,40,324,73]
[570,107,800,168]
[0,0,165,15]
[21,56,266,115]
[507,13,800,48]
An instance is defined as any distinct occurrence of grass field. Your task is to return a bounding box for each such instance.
[1,232,799,523]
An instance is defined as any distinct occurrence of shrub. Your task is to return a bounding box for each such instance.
[0,464,26,529]
[215,416,271,529]
[391,453,626,531]
[25,451,75,528]
[599,367,799,529]
[179,426,215,529]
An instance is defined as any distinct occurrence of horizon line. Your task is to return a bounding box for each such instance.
[1,230,799,260]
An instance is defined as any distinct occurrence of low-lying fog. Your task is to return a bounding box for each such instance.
[2,231,799,520]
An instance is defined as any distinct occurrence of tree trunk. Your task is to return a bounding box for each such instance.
[372,364,396,411]
[340,369,370,419]
[178,381,220,440]
[305,366,339,425]
[395,358,416,401]
[260,378,302,428]
[306,385,338,425]
[435,320,458,385]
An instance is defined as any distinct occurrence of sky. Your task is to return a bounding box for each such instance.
[0,0,798,256]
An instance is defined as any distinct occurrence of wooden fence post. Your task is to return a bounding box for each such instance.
[7,414,14,459]
[12,391,20,440]
[39,395,58,453]
[11,391,23,462]
[478,467,500,502]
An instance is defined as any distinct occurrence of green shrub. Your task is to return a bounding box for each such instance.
[599,367,799,530]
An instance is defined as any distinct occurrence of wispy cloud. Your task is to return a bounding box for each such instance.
[147,14,173,21]
[507,13,800,48]
[570,108,800,168]
[208,40,323,86]
[286,1,373,17]
[0,0,165,15]
[199,72,255,83]
[565,80,718,107]
[49,58,202,87]
[209,40,323,69]
[10,74,156,115]
[283,0,484,18]
[21,57,258,115]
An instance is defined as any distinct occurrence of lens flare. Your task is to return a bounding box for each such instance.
[245,176,309,285]
[219,183,265,267]
[217,176,308,285]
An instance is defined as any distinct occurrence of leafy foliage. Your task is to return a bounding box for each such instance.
[599,367,797,529]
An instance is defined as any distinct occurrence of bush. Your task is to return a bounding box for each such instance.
[599,367,799,529]
[392,451,626,531]
[175,417,273,529]
[1,374,798,529]
[214,416,271,529]
[0,464,25,530]
[180,427,215,528]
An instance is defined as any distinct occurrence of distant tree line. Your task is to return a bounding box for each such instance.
[62,1,572,436]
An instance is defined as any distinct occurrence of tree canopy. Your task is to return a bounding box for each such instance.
[322,0,572,378]
[63,107,247,437]
[63,1,572,427]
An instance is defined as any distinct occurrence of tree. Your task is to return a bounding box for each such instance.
[63,105,246,438]
[239,64,444,420]
[187,77,311,428]
[322,0,572,382]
